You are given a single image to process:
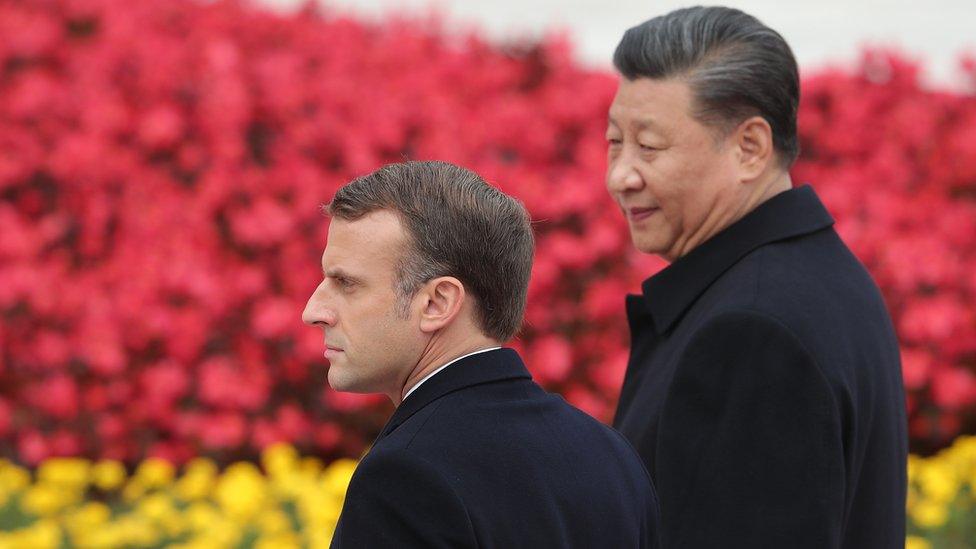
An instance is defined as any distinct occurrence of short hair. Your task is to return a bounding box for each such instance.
[614,6,800,167]
[327,161,534,342]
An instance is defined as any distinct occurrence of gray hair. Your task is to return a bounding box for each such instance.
[614,6,800,167]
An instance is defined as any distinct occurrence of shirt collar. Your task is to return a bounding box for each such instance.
[638,184,835,335]
[376,347,531,441]
[402,346,502,402]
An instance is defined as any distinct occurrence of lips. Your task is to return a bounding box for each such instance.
[628,206,659,222]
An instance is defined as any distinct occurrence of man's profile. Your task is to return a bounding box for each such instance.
[606,6,907,548]
[303,160,660,548]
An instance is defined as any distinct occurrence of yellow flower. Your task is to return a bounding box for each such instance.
[305,528,335,549]
[168,538,227,549]
[175,458,218,501]
[20,483,75,517]
[910,499,949,529]
[916,460,959,503]
[91,460,127,492]
[138,493,171,519]
[184,501,220,532]
[905,536,933,549]
[322,458,358,499]
[0,460,31,493]
[258,508,294,536]
[72,526,126,549]
[214,462,267,522]
[121,479,146,503]
[255,532,302,549]
[262,443,299,478]
[190,516,243,547]
[37,457,90,489]
[296,485,341,532]
[63,501,111,534]
[111,514,161,547]
[301,457,324,477]
[0,519,63,549]
[133,458,175,489]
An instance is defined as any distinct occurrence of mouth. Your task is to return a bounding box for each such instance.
[324,346,344,360]
[627,206,660,222]
[324,339,344,355]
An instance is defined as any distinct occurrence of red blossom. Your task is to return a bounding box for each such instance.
[198,412,248,450]
[528,335,574,384]
[0,0,974,463]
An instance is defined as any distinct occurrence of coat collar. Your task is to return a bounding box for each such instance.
[376,348,531,441]
[638,184,835,335]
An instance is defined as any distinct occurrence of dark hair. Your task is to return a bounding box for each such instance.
[614,6,800,166]
[327,161,534,342]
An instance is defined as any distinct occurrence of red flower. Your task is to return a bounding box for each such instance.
[528,335,573,384]
[1,0,974,463]
[901,348,932,391]
[931,366,976,410]
[198,412,248,450]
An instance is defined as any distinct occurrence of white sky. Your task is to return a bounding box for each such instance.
[260,0,976,89]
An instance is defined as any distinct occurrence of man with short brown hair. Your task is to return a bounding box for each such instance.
[304,160,659,548]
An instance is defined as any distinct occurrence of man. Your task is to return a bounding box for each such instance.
[303,161,659,548]
[606,7,907,549]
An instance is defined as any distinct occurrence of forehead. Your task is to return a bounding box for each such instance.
[322,210,406,273]
[608,77,695,130]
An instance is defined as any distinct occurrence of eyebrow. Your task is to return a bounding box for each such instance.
[323,267,362,283]
[608,114,663,132]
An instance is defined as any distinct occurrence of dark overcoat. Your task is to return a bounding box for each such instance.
[333,348,661,548]
[614,185,907,548]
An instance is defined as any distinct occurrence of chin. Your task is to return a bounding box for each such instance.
[632,239,665,256]
[327,368,359,393]
[328,367,384,396]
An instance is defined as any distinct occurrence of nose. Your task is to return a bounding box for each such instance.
[606,150,644,194]
[302,282,338,327]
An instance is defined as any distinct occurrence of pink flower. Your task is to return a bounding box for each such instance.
[528,335,573,384]
[198,412,248,450]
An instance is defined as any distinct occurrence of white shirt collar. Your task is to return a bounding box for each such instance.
[402,347,502,402]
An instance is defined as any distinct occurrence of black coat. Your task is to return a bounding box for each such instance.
[332,348,660,548]
[613,185,907,548]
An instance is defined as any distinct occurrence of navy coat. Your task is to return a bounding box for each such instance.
[614,185,907,548]
[333,348,660,548]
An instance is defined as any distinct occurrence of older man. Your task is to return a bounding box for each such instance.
[303,161,659,548]
[606,7,907,549]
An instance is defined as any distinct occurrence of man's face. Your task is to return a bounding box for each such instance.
[302,210,424,399]
[606,77,740,260]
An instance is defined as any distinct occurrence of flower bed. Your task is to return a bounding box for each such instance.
[0,443,353,548]
[0,440,972,548]
[0,0,974,466]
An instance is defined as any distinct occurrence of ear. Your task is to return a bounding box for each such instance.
[417,276,466,334]
[734,115,775,183]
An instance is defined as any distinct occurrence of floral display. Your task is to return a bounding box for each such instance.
[2,0,975,546]
[0,439,973,548]
[0,0,974,470]
[0,443,354,548]
[906,436,976,548]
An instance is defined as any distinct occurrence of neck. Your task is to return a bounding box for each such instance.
[392,331,501,406]
[667,170,793,261]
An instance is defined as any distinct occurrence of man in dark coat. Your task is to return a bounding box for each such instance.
[605,7,907,548]
[303,161,659,548]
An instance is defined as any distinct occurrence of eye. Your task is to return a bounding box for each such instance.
[329,276,356,291]
[638,143,659,151]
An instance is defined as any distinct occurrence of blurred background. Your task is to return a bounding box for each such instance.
[0,0,974,547]
[265,0,976,87]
